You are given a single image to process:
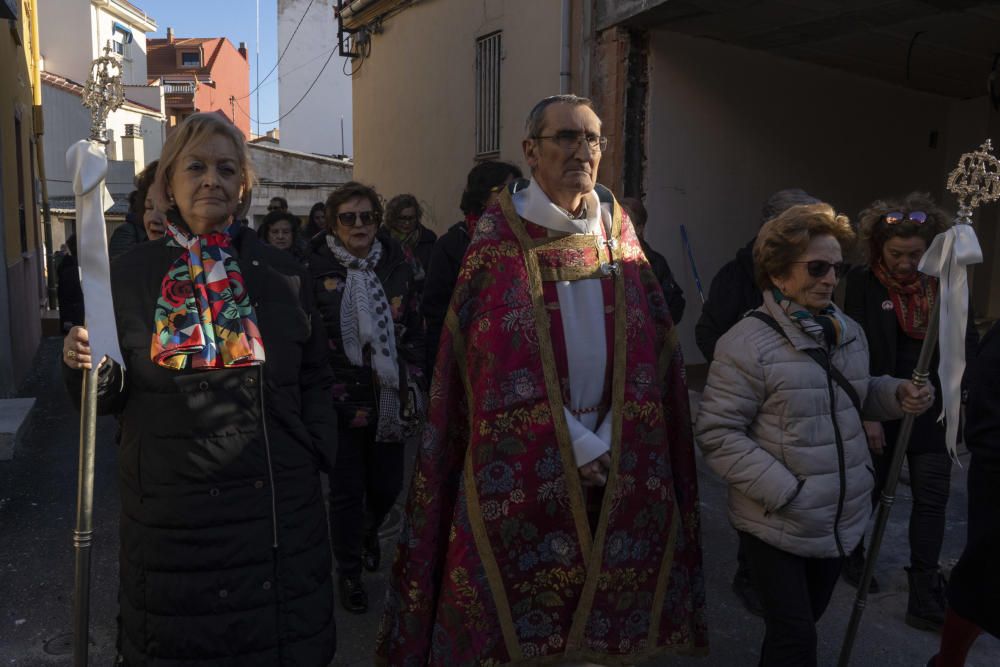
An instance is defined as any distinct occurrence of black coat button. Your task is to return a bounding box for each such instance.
[210,488,220,497]
[198,380,209,391]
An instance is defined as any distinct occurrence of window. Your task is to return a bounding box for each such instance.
[112,22,133,59]
[181,51,201,67]
[475,32,501,156]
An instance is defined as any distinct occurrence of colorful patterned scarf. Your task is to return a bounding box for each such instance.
[150,218,266,370]
[771,287,845,350]
[872,259,937,340]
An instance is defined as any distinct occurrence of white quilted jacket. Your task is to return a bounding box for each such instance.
[695,291,905,559]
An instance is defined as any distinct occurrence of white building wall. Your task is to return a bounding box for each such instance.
[40,85,92,199]
[37,0,92,84]
[643,31,958,363]
[247,143,353,225]
[277,0,353,157]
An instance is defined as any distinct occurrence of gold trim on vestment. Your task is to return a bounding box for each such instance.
[502,641,707,666]
[446,308,524,661]
[538,265,614,282]
[499,190,594,558]
[566,196,627,650]
[647,504,682,646]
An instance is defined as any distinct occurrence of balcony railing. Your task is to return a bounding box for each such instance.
[163,82,196,94]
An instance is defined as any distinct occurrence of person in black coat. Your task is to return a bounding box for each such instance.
[843,192,979,632]
[310,182,425,615]
[56,234,84,332]
[383,193,436,287]
[928,320,1000,666]
[619,196,685,324]
[259,209,308,266]
[695,188,820,363]
[422,160,523,375]
[62,113,337,666]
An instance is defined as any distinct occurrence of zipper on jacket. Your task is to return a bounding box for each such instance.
[822,353,848,558]
[257,364,280,549]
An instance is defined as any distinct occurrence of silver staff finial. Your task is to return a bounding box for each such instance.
[82,42,125,143]
[946,139,1000,224]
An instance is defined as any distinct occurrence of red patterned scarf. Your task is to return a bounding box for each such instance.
[872,260,938,340]
[151,219,266,370]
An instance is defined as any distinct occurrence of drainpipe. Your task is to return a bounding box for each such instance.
[560,0,571,93]
[29,0,56,308]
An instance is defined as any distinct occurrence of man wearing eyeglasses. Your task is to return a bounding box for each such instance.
[378,95,708,665]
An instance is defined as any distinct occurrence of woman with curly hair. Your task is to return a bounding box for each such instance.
[842,192,978,632]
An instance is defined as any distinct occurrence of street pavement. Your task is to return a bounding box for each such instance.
[1,337,998,666]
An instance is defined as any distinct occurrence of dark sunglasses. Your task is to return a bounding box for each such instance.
[793,260,846,278]
[884,210,927,225]
[337,211,379,227]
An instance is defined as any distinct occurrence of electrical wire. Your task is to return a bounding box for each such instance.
[234,46,338,126]
[236,0,316,101]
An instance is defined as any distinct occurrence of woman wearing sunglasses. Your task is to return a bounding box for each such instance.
[309,181,425,614]
[695,203,933,666]
[842,193,978,632]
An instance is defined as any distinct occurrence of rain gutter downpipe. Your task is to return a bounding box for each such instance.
[29,0,56,308]
[560,0,571,93]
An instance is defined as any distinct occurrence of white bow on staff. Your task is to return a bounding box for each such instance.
[68,43,126,667]
[919,141,998,460]
[839,139,1000,666]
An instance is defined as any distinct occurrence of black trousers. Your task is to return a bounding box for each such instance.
[872,442,952,571]
[328,422,405,576]
[739,532,843,667]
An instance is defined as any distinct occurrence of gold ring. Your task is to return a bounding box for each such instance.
[67,349,77,360]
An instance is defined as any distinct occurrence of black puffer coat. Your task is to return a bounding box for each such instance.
[309,230,424,429]
[842,266,978,454]
[65,227,337,666]
[694,237,761,362]
[421,220,470,375]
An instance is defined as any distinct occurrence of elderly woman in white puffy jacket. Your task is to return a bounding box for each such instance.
[695,203,933,667]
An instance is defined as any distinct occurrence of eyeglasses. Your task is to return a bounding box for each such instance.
[337,210,379,227]
[792,260,846,278]
[534,131,608,153]
[396,215,418,223]
[884,211,927,225]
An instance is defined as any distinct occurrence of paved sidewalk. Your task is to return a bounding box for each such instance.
[1,338,997,665]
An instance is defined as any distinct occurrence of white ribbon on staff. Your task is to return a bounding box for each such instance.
[66,140,124,370]
[918,223,981,460]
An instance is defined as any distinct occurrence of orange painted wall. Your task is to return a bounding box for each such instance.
[193,39,250,137]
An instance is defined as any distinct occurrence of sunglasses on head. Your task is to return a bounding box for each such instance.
[793,260,846,278]
[883,211,927,225]
[337,211,378,226]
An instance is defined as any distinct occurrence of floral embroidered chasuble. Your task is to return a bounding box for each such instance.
[376,188,708,665]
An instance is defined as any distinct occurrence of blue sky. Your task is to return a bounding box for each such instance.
[137,0,282,134]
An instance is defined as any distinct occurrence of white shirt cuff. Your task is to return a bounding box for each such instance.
[565,408,612,466]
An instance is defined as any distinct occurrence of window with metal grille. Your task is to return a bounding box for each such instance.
[475,32,501,156]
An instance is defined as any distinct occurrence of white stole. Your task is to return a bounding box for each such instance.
[513,179,612,466]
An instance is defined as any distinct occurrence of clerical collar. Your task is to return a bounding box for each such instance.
[512,178,602,235]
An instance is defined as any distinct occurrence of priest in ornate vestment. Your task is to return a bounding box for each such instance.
[376,95,708,666]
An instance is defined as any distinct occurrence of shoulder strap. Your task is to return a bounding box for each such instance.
[746,311,862,415]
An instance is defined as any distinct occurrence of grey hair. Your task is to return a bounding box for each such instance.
[524,94,597,139]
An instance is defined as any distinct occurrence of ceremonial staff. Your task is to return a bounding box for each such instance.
[69,45,126,667]
[838,140,1000,666]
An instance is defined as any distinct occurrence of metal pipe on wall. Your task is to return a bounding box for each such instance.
[560,0,571,93]
[29,0,56,309]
